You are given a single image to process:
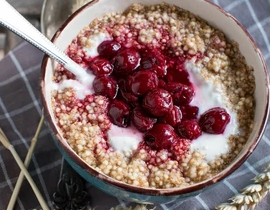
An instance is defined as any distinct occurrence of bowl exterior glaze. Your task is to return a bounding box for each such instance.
[40,0,269,204]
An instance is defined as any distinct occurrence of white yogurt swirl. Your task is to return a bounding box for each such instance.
[186,58,239,162]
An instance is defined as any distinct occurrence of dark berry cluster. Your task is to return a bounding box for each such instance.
[88,40,231,154]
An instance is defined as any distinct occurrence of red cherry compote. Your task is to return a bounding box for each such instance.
[88,39,232,162]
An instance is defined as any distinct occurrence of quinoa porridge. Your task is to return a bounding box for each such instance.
[51,3,255,188]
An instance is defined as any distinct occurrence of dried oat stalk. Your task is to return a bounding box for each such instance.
[216,164,270,210]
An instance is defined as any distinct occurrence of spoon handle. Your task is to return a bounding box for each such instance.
[0,0,77,74]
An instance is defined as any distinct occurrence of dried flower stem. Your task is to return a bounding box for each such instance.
[216,164,270,210]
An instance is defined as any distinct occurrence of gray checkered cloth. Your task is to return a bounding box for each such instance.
[0,0,270,209]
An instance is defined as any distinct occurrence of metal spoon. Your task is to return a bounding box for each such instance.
[0,0,92,84]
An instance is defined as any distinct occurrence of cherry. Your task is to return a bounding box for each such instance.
[158,79,166,88]
[97,40,121,58]
[159,105,182,127]
[181,105,199,120]
[118,79,139,107]
[108,100,130,127]
[199,107,230,134]
[89,57,113,76]
[142,89,173,117]
[166,67,190,86]
[164,82,183,94]
[176,120,202,140]
[112,48,140,75]
[145,124,176,150]
[93,76,118,99]
[131,107,157,132]
[127,70,158,96]
[121,92,139,107]
[171,138,191,161]
[173,85,195,105]
[140,48,167,77]
[164,82,195,105]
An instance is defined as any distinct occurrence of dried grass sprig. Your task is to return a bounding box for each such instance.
[0,115,49,210]
[216,164,270,210]
[7,112,44,210]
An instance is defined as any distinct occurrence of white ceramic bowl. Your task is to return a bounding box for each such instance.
[40,0,269,204]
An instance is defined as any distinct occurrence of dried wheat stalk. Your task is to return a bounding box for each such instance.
[216,164,270,210]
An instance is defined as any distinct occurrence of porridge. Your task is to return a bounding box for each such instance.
[51,3,255,188]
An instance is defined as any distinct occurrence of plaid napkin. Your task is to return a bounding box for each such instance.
[0,0,270,209]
